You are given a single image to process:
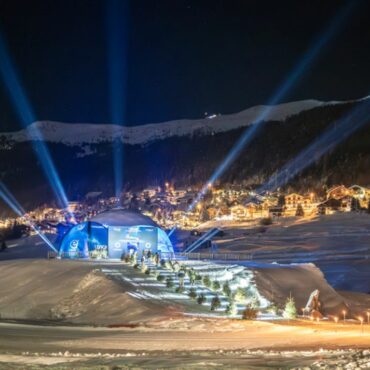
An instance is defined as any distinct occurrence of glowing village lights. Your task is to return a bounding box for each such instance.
[256,100,370,196]
[0,182,57,253]
[334,317,339,324]
[342,309,347,322]
[367,311,370,324]
[187,1,356,215]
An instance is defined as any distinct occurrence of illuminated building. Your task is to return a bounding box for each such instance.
[59,208,174,259]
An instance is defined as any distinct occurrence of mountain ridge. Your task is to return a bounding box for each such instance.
[2,98,365,148]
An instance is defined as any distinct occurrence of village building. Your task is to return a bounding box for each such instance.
[318,195,352,214]
[284,193,317,216]
[230,204,248,221]
[326,185,351,200]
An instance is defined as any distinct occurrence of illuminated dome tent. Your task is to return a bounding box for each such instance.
[59,209,174,259]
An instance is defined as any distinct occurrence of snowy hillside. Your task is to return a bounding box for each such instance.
[0,98,359,147]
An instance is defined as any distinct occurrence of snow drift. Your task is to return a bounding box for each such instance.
[0,260,170,325]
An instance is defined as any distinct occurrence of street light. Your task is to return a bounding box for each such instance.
[358,317,364,334]
[342,309,347,322]
[367,311,370,324]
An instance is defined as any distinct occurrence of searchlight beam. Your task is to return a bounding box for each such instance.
[107,0,129,199]
[0,182,57,253]
[188,1,356,213]
[257,99,370,194]
[0,33,69,209]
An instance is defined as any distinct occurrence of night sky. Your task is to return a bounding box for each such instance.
[0,0,370,131]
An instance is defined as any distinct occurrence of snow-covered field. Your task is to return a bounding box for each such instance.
[201,213,370,293]
[0,213,369,368]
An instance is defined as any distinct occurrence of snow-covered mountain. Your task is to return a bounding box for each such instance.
[1,96,370,213]
[1,98,360,147]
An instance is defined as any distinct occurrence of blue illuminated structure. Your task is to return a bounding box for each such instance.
[0,34,69,209]
[257,99,370,194]
[188,1,355,212]
[59,209,174,259]
[107,0,129,198]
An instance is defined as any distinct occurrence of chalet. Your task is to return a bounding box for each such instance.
[284,193,317,216]
[317,195,352,214]
[326,185,350,200]
[230,204,248,220]
[349,185,368,208]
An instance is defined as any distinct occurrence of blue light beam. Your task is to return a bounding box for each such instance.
[0,33,69,209]
[107,0,129,198]
[257,99,370,194]
[188,1,355,212]
[0,182,57,253]
[186,228,220,253]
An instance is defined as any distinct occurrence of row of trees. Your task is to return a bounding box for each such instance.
[122,252,298,320]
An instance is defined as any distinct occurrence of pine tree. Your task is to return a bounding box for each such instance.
[351,197,360,211]
[283,295,297,319]
[202,275,211,288]
[197,293,206,305]
[200,207,210,222]
[188,288,197,300]
[166,277,174,288]
[295,204,304,217]
[211,295,221,311]
[222,282,232,297]
[212,280,221,291]
[278,195,286,207]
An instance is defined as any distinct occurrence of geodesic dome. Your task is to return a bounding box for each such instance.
[59,209,174,259]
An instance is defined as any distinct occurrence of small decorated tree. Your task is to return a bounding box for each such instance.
[175,284,185,293]
[166,276,174,288]
[223,282,232,297]
[188,269,196,285]
[211,295,221,311]
[197,293,206,305]
[195,274,202,283]
[203,275,211,288]
[188,287,197,300]
[283,295,297,319]
[295,204,304,217]
[212,280,221,291]
[178,271,185,289]
[157,274,165,282]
